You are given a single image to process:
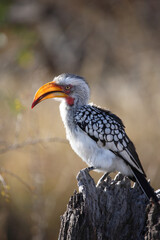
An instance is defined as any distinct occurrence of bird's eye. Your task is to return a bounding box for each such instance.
[65,85,71,90]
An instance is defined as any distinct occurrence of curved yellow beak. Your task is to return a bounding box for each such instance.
[31,81,68,109]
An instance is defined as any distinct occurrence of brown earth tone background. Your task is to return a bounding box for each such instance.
[0,0,160,239]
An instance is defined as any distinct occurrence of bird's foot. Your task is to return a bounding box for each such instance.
[83,166,96,173]
[77,166,96,180]
[96,172,109,187]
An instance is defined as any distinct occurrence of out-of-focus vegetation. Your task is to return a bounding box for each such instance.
[0,0,160,239]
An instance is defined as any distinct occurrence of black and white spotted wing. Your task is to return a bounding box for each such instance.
[74,105,145,175]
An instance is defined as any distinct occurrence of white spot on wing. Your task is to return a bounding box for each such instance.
[122,139,127,147]
[106,141,118,151]
[93,124,98,130]
[99,134,104,140]
[85,126,88,133]
[94,131,98,138]
[117,142,123,151]
[89,129,93,136]
[105,128,110,134]
[107,135,113,141]
[118,133,122,139]
[111,124,115,130]
[114,135,118,141]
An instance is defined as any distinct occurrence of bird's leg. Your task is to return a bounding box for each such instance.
[84,166,96,172]
[78,166,96,180]
[78,166,96,179]
[96,172,110,187]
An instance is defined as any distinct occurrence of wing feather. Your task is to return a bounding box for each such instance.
[75,104,145,176]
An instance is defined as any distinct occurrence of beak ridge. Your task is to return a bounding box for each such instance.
[31,81,67,108]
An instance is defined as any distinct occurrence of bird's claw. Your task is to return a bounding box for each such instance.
[96,172,109,187]
[80,166,96,173]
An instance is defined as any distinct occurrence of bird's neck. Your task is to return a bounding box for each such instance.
[59,101,82,135]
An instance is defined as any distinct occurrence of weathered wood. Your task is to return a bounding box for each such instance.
[59,169,159,240]
[145,199,160,240]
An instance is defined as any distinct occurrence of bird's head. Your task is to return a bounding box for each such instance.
[31,74,90,109]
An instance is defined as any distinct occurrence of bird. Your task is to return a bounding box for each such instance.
[31,73,158,202]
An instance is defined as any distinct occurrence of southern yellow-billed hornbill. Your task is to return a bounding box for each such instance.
[32,73,158,202]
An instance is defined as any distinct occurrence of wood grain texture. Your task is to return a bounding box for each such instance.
[59,169,159,240]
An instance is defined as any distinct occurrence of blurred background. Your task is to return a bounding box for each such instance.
[0,0,160,239]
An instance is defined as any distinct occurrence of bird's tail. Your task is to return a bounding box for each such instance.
[130,166,159,202]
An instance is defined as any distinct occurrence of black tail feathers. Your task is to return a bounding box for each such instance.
[130,167,159,202]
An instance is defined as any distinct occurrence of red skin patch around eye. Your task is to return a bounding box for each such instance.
[66,96,74,106]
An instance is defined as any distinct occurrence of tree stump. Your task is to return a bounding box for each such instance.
[58,169,160,240]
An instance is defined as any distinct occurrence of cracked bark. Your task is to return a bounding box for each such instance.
[58,169,160,240]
